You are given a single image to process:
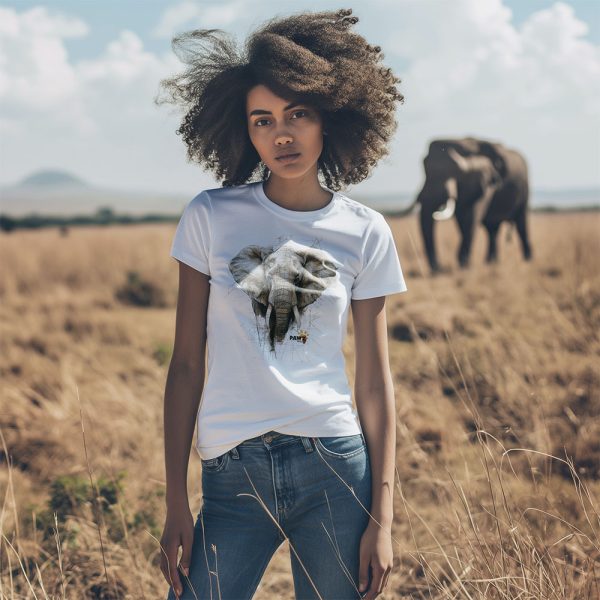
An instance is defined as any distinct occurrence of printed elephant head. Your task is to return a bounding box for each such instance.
[229,240,338,353]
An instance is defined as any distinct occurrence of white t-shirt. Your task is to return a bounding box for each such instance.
[170,180,408,460]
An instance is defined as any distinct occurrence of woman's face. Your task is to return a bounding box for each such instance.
[246,84,325,179]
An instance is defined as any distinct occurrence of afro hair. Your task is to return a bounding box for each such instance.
[154,8,404,191]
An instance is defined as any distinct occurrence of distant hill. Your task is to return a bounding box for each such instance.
[0,169,598,218]
[0,170,189,217]
[19,170,88,188]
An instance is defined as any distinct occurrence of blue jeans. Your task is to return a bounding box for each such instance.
[166,430,372,599]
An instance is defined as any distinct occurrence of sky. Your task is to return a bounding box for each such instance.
[0,0,599,197]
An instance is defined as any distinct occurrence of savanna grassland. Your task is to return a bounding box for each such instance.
[1,209,599,599]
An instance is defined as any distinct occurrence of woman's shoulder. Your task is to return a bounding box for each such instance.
[334,189,388,227]
[200,182,256,201]
[181,183,254,214]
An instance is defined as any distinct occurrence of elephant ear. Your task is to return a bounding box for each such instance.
[296,249,338,309]
[478,141,507,179]
[228,245,272,306]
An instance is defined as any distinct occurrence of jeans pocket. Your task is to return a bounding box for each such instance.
[200,451,230,472]
[313,433,365,459]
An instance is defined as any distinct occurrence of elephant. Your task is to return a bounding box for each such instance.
[229,240,338,353]
[396,137,532,273]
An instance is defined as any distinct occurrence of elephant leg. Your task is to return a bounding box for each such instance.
[514,204,532,261]
[482,220,501,263]
[455,204,475,269]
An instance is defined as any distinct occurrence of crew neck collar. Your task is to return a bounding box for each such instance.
[251,180,340,220]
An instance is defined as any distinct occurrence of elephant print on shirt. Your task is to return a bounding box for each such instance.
[229,239,338,354]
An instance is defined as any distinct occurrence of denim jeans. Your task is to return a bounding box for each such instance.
[166,430,372,600]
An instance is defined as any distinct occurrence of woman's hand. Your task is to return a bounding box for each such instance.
[358,520,394,598]
[159,507,195,598]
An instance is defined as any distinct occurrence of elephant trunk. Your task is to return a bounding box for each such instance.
[274,305,292,343]
[269,283,298,344]
[420,205,440,273]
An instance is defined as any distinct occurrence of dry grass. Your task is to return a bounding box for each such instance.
[0,211,599,598]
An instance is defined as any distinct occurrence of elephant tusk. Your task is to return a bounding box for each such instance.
[266,303,272,325]
[293,305,301,326]
[433,197,456,221]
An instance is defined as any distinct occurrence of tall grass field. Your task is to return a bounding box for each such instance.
[1,210,599,598]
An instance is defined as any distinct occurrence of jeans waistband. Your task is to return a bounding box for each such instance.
[238,430,305,447]
[225,430,315,459]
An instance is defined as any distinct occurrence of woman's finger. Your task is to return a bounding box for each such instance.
[179,528,194,578]
[368,564,385,597]
[166,542,183,597]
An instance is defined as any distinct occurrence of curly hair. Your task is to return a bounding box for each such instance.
[154,8,404,191]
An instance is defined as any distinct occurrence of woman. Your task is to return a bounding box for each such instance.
[156,8,407,599]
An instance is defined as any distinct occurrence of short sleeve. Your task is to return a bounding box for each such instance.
[351,214,408,300]
[170,190,212,276]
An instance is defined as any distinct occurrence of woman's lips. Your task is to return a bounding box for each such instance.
[275,153,301,164]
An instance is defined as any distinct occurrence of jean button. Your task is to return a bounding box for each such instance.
[264,434,273,443]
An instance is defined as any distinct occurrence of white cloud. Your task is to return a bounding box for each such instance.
[0,7,181,136]
[152,0,245,38]
[79,30,157,82]
[378,0,600,189]
[386,0,598,117]
[0,6,88,118]
[520,2,599,113]
[0,5,186,188]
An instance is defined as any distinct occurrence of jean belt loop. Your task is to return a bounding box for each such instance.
[301,436,314,453]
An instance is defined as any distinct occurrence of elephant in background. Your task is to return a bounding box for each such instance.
[397,137,532,273]
[229,240,337,353]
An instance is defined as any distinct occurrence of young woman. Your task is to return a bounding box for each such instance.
[156,9,407,599]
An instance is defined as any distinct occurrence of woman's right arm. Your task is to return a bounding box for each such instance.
[160,260,210,597]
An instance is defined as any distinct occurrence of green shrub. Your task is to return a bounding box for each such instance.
[115,271,167,308]
[153,342,172,366]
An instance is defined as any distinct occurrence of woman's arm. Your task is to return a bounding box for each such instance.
[164,261,210,508]
[351,295,396,528]
[160,261,210,597]
[351,295,396,597]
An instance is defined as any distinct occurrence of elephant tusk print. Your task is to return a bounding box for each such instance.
[266,303,273,327]
[293,305,301,327]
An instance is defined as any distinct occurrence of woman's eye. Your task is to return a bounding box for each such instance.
[254,110,308,127]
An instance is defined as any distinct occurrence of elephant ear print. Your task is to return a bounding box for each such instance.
[296,249,338,310]
[229,245,273,316]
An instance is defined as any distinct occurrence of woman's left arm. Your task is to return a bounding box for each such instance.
[351,294,396,598]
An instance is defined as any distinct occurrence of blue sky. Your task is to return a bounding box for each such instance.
[0,0,599,196]
[4,0,600,60]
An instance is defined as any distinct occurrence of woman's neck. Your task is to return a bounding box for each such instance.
[262,175,333,212]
